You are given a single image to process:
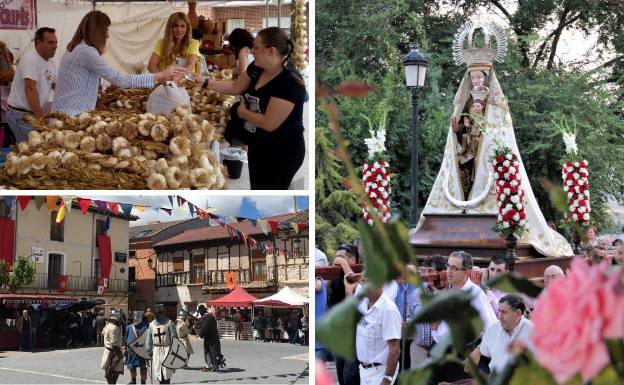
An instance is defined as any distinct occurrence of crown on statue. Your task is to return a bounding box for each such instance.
[470,86,489,102]
[452,19,508,67]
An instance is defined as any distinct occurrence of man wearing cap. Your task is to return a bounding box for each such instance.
[356,285,402,385]
[101,310,124,384]
[176,311,194,368]
[146,305,177,384]
[126,311,148,384]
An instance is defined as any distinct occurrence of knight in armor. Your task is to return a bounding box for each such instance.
[176,311,194,369]
[146,305,178,384]
[195,305,224,372]
[100,310,125,384]
[126,311,148,384]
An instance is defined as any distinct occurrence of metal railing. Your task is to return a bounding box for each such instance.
[156,264,308,288]
[22,273,128,293]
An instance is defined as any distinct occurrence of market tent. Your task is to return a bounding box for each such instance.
[253,286,308,308]
[0,0,173,75]
[206,287,258,308]
[0,294,78,309]
[56,298,105,312]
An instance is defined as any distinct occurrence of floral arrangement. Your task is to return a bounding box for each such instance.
[492,144,527,237]
[531,259,624,384]
[560,129,590,225]
[362,110,391,225]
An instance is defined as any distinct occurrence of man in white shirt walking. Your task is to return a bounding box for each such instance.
[7,27,57,142]
[468,293,533,375]
[356,286,402,385]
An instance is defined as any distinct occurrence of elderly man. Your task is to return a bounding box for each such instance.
[468,294,533,376]
[7,27,57,142]
[543,265,565,287]
[16,309,31,351]
[356,285,402,385]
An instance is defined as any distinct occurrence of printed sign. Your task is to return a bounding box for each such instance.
[31,247,43,263]
[0,0,34,30]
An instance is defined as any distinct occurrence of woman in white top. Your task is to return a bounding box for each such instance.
[228,28,254,78]
[52,10,185,116]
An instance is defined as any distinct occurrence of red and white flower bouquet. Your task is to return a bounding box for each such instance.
[491,144,527,237]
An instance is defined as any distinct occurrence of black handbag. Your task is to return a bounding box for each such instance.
[224,101,256,146]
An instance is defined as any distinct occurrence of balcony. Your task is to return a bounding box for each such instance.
[156,270,277,289]
[21,273,128,294]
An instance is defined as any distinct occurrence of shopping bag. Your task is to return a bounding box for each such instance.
[146,81,192,115]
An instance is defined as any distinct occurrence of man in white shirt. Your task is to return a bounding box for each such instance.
[431,251,497,343]
[356,286,402,385]
[468,293,533,375]
[7,27,57,142]
[430,251,497,384]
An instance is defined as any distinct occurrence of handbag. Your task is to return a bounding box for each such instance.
[224,101,257,146]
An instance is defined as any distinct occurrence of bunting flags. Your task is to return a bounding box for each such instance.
[188,203,195,217]
[107,202,119,215]
[168,196,174,208]
[61,196,74,212]
[46,196,58,211]
[78,198,92,214]
[120,204,133,217]
[135,205,145,212]
[161,208,172,216]
[3,196,15,208]
[17,196,31,211]
[292,223,299,233]
[34,196,45,210]
[268,220,279,234]
[95,200,108,213]
[258,219,269,235]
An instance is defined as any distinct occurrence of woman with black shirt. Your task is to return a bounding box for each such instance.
[194,27,306,190]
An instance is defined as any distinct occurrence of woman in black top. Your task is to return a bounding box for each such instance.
[195,27,306,190]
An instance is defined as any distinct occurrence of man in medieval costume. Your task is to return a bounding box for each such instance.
[100,310,124,384]
[176,311,194,369]
[195,305,224,372]
[146,305,178,384]
[126,311,148,384]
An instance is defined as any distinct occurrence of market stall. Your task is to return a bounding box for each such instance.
[206,287,257,340]
[253,286,308,343]
[0,294,78,349]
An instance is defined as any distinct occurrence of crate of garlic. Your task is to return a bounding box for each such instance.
[0,71,239,190]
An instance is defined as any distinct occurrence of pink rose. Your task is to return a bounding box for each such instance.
[532,259,624,384]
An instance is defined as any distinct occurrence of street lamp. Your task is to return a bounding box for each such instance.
[402,43,429,228]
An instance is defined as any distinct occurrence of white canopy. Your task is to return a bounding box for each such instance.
[253,286,308,308]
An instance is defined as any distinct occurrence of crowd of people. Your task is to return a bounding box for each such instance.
[13,306,113,351]
[251,310,309,345]
[315,228,624,385]
[4,5,307,189]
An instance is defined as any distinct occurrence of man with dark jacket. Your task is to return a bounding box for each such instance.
[195,305,224,372]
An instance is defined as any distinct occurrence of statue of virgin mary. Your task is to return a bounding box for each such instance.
[416,19,573,258]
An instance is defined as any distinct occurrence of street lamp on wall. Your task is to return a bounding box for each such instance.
[402,43,429,228]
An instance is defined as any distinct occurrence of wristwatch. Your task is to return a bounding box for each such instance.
[383,375,393,383]
[202,78,209,89]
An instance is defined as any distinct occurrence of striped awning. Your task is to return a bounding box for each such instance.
[0,294,78,309]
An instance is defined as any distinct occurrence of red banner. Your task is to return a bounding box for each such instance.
[0,218,15,266]
[97,235,112,285]
[58,275,67,293]
[0,0,33,30]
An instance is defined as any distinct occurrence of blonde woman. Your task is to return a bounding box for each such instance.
[53,11,185,116]
[148,12,201,76]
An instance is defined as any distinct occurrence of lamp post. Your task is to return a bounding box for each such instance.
[402,43,429,228]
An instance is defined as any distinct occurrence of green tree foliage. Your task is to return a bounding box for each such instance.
[316,0,624,236]
[8,256,36,293]
[0,259,9,288]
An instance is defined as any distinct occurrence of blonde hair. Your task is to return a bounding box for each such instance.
[160,12,192,68]
[67,10,111,54]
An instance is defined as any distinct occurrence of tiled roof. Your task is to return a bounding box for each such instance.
[153,211,308,248]
[129,220,187,239]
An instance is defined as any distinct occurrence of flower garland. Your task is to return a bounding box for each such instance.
[560,131,590,225]
[362,110,391,225]
[492,145,527,237]
[362,161,391,225]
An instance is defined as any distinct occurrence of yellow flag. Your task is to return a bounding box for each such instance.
[56,203,66,223]
[135,205,145,212]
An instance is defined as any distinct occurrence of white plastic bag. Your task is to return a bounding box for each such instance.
[146,81,191,115]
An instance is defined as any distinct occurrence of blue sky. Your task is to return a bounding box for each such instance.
[82,195,309,226]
